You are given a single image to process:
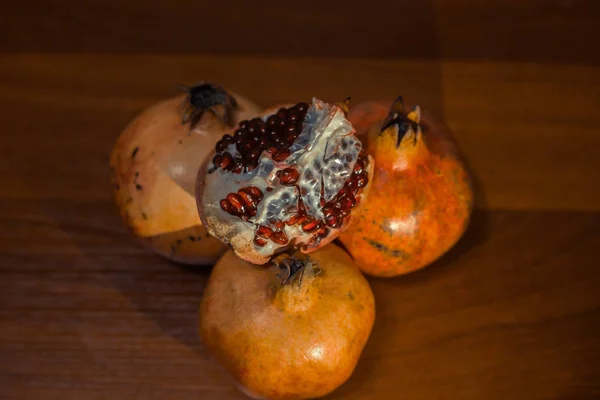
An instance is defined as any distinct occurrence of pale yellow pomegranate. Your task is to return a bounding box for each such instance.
[109,82,261,264]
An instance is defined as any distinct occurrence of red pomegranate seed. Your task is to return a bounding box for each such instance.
[220,199,232,213]
[295,102,309,114]
[325,214,340,228]
[337,208,350,218]
[338,187,352,199]
[248,208,257,217]
[219,152,234,170]
[226,193,246,215]
[232,161,245,174]
[340,194,357,210]
[272,221,285,231]
[254,236,267,247]
[271,231,289,245]
[302,220,321,233]
[278,168,299,185]
[234,128,246,139]
[256,225,273,238]
[285,214,300,225]
[298,200,306,212]
[322,205,334,217]
[216,140,228,152]
[272,150,291,162]
[222,134,233,144]
[317,226,329,238]
[320,198,326,207]
[353,159,365,175]
[356,173,368,188]
[247,148,262,160]
[212,154,222,168]
[246,186,264,202]
[237,188,258,208]
[285,132,299,144]
[258,137,270,148]
[288,111,300,123]
[245,161,258,172]
[266,115,277,126]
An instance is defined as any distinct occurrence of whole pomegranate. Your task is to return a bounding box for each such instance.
[109,82,261,264]
[196,98,374,265]
[340,97,474,277]
[199,244,375,400]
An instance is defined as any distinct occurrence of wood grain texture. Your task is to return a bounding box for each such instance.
[2,0,600,65]
[1,1,600,399]
[2,55,600,210]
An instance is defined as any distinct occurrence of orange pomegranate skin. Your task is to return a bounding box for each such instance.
[199,244,375,399]
[110,89,261,265]
[340,99,474,277]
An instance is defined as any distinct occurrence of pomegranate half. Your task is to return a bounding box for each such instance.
[199,244,375,399]
[340,97,474,277]
[196,98,374,265]
[109,82,261,264]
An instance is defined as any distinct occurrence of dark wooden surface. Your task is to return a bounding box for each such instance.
[1,1,600,399]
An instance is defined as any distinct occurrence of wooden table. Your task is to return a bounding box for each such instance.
[1,1,599,399]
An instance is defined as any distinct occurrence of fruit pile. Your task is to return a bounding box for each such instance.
[109,82,474,399]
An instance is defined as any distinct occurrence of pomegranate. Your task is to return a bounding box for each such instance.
[199,244,375,399]
[340,97,474,277]
[196,98,374,265]
[109,82,261,264]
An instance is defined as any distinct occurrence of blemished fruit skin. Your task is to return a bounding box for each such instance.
[340,98,474,277]
[199,244,375,400]
[109,86,261,265]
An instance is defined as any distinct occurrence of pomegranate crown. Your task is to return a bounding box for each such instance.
[176,81,239,129]
[380,96,422,147]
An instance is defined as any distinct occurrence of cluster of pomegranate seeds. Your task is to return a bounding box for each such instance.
[254,224,289,247]
[252,151,370,249]
[212,102,309,174]
[220,186,264,221]
[211,98,370,254]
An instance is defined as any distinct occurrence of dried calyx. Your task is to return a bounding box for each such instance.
[273,252,321,286]
[197,97,374,265]
[178,82,239,129]
[380,96,422,146]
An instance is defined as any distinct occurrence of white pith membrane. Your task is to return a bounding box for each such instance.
[198,98,372,264]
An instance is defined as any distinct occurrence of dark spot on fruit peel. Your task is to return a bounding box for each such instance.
[136,184,143,191]
[379,221,394,235]
[347,291,355,301]
[365,238,405,259]
[141,212,148,220]
[131,147,139,159]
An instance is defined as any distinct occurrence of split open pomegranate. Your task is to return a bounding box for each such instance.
[109,82,261,264]
[340,97,474,277]
[196,98,374,265]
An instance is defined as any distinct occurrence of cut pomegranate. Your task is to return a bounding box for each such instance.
[196,98,374,265]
